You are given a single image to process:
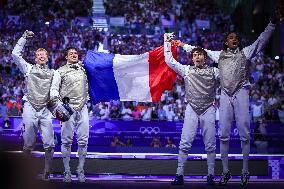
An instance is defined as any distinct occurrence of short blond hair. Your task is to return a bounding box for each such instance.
[35,48,48,57]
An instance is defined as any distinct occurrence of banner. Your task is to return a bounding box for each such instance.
[161,14,175,27]
[73,16,91,26]
[109,17,125,27]
[195,19,210,29]
[1,118,283,152]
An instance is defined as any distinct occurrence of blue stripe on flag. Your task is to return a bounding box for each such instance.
[83,51,120,103]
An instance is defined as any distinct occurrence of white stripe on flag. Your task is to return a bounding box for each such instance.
[113,53,152,102]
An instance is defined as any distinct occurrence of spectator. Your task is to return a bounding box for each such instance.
[165,138,176,148]
[166,107,175,121]
[99,103,110,120]
[125,138,133,147]
[150,137,162,148]
[0,99,7,120]
[8,102,20,116]
[251,100,264,122]
[109,105,120,120]
[151,107,159,120]
[92,104,101,120]
[173,108,180,121]
[157,105,166,120]
[110,135,125,147]
[132,107,141,120]
[121,103,133,120]
[268,95,278,106]
[253,120,270,154]
[141,106,152,121]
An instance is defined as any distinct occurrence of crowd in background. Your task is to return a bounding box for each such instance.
[0,0,283,126]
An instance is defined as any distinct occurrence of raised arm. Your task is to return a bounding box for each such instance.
[11,30,34,74]
[164,33,187,77]
[243,22,275,60]
[97,42,110,53]
[176,40,221,63]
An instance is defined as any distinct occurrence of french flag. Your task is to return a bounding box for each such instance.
[83,45,177,103]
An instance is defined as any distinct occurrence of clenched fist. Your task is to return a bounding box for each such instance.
[22,30,34,39]
[164,32,175,42]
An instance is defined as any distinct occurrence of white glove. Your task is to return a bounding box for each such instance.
[22,30,34,39]
[164,32,175,42]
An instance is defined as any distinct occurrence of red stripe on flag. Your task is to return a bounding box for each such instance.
[148,44,177,102]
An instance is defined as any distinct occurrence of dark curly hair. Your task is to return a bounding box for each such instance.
[223,32,243,51]
[191,46,208,58]
[64,47,78,56]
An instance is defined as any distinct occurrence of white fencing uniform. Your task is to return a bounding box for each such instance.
[12,36,55,173]
[164,41,219,176]
[182,22,275,174]
[50,62,89,174]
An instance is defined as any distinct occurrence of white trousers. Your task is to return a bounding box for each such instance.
[177,104,216,176]
[219,88,250,174]
[22,101,54,151]
[61,105,89,172]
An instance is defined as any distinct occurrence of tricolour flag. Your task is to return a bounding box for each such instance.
[83,45,177,103]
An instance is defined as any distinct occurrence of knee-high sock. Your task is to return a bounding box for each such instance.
[220,140,229,173]
[176,150,188,176]
[241,140,250,174]
[77,145,87,172]
[44,148,54,173]
[207,151,215,176]
[61,144,71,172]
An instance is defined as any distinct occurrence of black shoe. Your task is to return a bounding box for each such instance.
[219,171,231,186]
[22,149,32,157]
[42,172,50,181]
[171,175,184,185]
[240,173,250,186]
[207,174,215,186]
